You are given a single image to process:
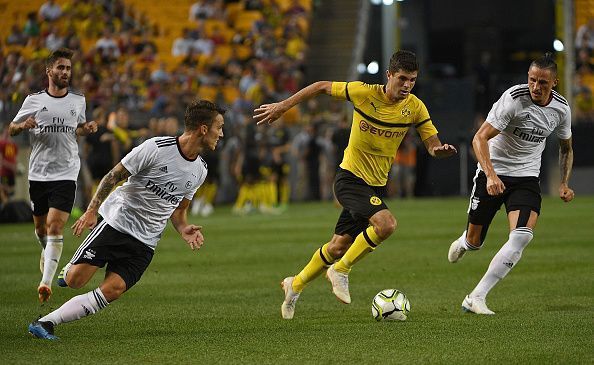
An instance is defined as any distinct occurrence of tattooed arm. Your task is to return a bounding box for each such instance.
[72,162,131,236]
[558,137,575,203]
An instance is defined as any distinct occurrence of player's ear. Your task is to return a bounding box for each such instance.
[199,124,208,135]
[553,77,559,88]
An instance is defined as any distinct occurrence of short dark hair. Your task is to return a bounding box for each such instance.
[184,99,225,131]
[46,48,74,69]
[389,50,419,74]
[530,52,557,76]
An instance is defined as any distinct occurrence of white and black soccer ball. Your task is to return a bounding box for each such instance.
[371,289,410,321]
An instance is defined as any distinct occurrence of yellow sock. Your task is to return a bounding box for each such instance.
[334,226,382,274]
[233,184,248,209]
[204,183,217,204]
[292,243,335,293]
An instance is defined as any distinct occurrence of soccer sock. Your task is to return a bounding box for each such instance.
[293,242,335,293]
[204,183,217,204]
[233,184,249,209]
[334,226,382,274]
[40,235,63,286]
[460,230,481,250]
[470,228,533,299]
[280,180,290,205]
[40,288,109,326]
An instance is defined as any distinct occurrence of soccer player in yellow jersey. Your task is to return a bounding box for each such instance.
[254,50,457,319]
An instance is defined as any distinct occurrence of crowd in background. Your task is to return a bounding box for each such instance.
[1,0,593,217]
[0,0,372,216]
[574,18,594,123]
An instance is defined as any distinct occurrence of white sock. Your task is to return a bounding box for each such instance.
[40,235,63,286]
[460,230,480,250]
[40,288,109,326]
[470,228,533,299]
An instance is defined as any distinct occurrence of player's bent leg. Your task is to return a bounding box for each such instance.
[39,209,69,295]
[30,281,112,339]
[62,263,99,289]
[33,217,47,273]
[330,212,393,304]
[468,209,537,308]
[99,271,127,302]
[448,224,483,263]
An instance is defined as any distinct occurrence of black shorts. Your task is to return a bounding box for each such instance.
[70,220,154,290]
[29,180,76,216]
[333,168,388,238]
[467,170,542,226]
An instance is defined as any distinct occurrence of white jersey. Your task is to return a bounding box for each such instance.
[99,136,207,250]
[483,84,572,177]
[13,89,87,181]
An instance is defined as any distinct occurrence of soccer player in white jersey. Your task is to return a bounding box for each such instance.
[27,99,225,340]
[8,48,98,303]
[447,53,575,314]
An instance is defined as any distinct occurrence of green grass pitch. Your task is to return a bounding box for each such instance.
[0,196,592,364]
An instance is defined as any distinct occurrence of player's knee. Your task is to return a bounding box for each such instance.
[375,216,397,240]
[47,222,65,236]
[328,241,348,258]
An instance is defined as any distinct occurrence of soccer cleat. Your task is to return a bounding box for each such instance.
[461,295,495,315]
[28,320,58,340]
[38,284,52,303]
[448,238,467,263]
[281,277,300,320]
[326,265,351,304]
[57,264,69,287]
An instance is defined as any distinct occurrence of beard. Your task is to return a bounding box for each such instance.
[52,73,70,89]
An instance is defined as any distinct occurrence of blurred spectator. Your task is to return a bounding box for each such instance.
[189,0,223,22]
[84,107,119,192]
[389,132,417,198]
[23,12,41,38]
[172,28,194,57]
[575,47,594,75]
[151,62,171,83]
[574,75,594,123]
[45,25,65,51]
[0,126,18,200]
[6,25,27,46]
[95,29,121,60]
[39,0,62,22]
[192,28,214,56]
[575,18,594,51]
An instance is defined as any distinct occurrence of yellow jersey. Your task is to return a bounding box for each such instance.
[331,81,438,186]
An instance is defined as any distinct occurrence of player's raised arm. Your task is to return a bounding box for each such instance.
[72,162,131,236]
[170,198,204,251]
[558,137,574,202]
[254,81,333,125]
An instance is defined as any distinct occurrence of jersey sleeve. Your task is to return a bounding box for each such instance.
[12,95,38,122]
[555,105,572,140]
[486,89,517,131]
[121,140,159,175]
[414,98,438,141]
[77,99,87,125]
[331,81,367,106]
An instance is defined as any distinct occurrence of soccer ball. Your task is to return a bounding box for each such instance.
[371,289,410,321]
